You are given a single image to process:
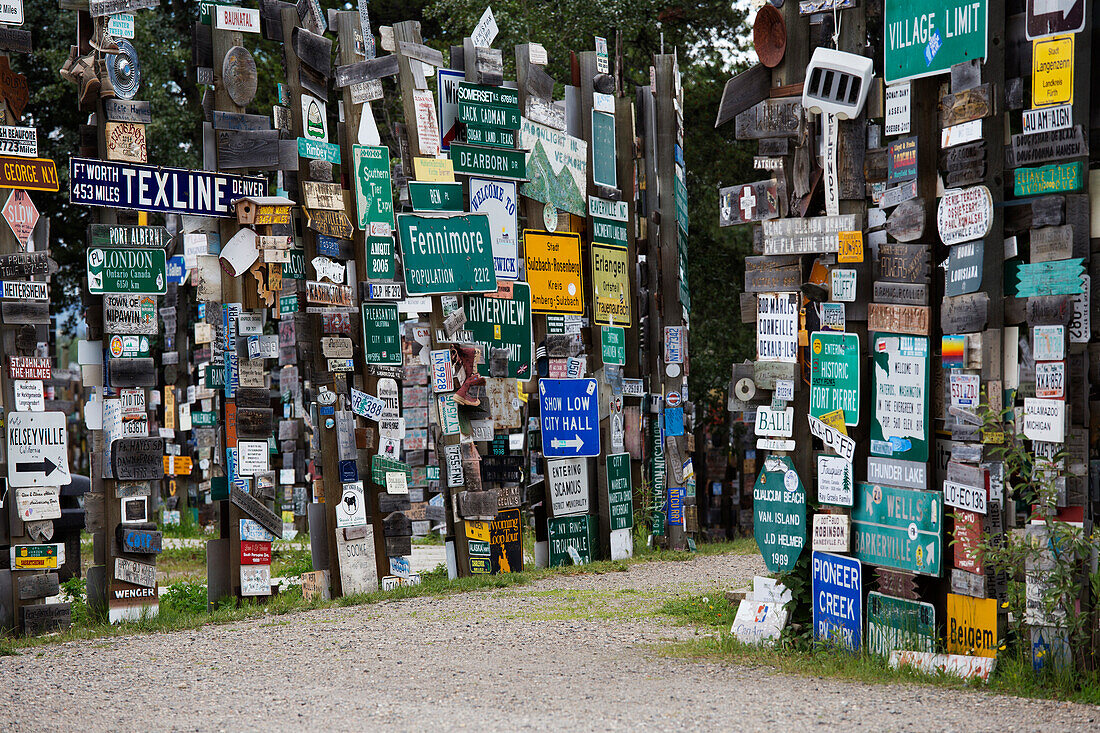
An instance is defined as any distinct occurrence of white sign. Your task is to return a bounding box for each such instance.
[1032,324,1065,361]
[412,90,440,156]
[240,518,274,542]
[807,414,856,462]
[830,269,856,302]
[13,379,43,411]
[731,599,787,645]
[14,486,61,521]
[941,119,982,148]
[812,513,850,552]
[937,186,993,245]
[1022,103,1072,134]
[884,82,911,136]
[949,373,980,408]
[337,481,367,528]
[470,5,498,47]
[114,557,157,588]
[817,454,854,506]
[1070,275,1090,343]
[873,334,928,449]
[241,564,272,596]
[469,178,518,280]
[7,411,70,487]
[107,13,135,38]
[237,439,270,476]
[0,126,36,157]
[1023,398,1065,443]
[944,480,987,515]
[386,471,409,495]
[756,292,799,363]
[754,406,793,437]
[215,4,260,33]
[775,379,795,402]
[430,349,453,392]
[1035,361,1065,398]
[0,0,23,25]
[301,94,329,143]
[546,457,590,516]
[350,387,385,421]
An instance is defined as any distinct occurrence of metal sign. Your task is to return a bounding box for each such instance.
[396,212,496,295]
[946,593,998,658]
[457,82,520,129]
[2,189,36,249]
[589,196,629,247]
[944,241,984,296]
[720,179,780,226]
[871,334,929,462]
[817,454,854,506]
[937,186,992,246]
[546,457,589,516]
[0,125,35,157]
[449,142,526,180]
[1032,34,1073,108]
[606,453,633,531]
[810,331,860,425]
[69,158,265,217]
[851,482,942,576]
[87,247,167,295]
[88,223,171,248]
[409,181,463,212]
[215,4,260,32]
[547,514,593,567]
[351,144,394,232]
[753,455,806,573]
[539,378,600,458]
[757,292,799,363]
[519,117,586,216]
[524,230,583,314]
[361,302,401,365]
[867,592,936,659]
[463,283,533,379]
[812,551,862,652]
[7,411,70,487]
[591,243,630,326]
[883,0,988,84]
[1027,0,1085,39]
[469,177,519,280]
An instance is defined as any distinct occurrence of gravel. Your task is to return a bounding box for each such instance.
[1,551,1096,731]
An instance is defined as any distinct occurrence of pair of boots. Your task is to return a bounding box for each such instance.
[450,343,485,407]
[59,44,117,109]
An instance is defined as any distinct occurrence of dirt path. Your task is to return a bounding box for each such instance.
[2,552,1096,731]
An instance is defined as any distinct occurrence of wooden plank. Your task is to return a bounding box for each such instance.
[941,293,990,334]
[1030,225,1073,263]
[867,303,930,335]
[1025,294,1074,325]
[213,111,272,131]
[940,83,995,127]
[397,40,445,67]
[0,28,32,54]
[885,199,925,242]
[115,525,163,554]
[735,97,802,139]
[1004,195,1064,234]
[293,26,333,77]
[21,603,71,635]
[108,357,156,387]
[230,485,283,538]
[237,408,274,437]
[745,264,801,293]
[112,437,165,481]
[715,64,771,127]
[873,281,929,305]
[17,572,59,600]
[335,55,400,87]
[1,301,48,324]
[216,129,281,169]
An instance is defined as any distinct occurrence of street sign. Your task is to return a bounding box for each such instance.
[547,514,593,567]
[396,212,496,294]
[463,282,533,379]
[946,593,998,658]
[867,592,936,658]
[591,243,631,326]
[851,481,942,576]
[871,334,929,462]
[88,223,171,248]
[601,325,626,366]
[546,457,589,516]
[469,177,519,281]
[409,181,463,212]
[524,230,583,314]
[457,82,520,129]
[884,0,988,84]
[539,378,600,458]
[753,455,806,573]
[7,411,70,487]
[812,551,862,652]
[1032,34,1073,108]
[589,197,629,247]
[606,453,633,531]
[361,302,401,365]
[1026,0,1085,39]
[0,125,35,157]
[810,331,860,425]
[2,188,36,248]
[352,144,394,231]
[449,142,526,180]
[87,247,167,295]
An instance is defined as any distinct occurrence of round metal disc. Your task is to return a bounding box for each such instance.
[223,45,258,107]
[753,4,787,69]
[734,377,756,402]
[107,40,141,100]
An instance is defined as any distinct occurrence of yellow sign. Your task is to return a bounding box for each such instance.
[163,456,194,475]
[413,157,455,182]
[1032,35,1073,108]
[164,387,176,431]
[946,593,998,658]
[591,243,631,326]
[465,520,490,542]
[819,408,848,436]
[837,231,863,263]
[523,229,583,314]
[14,545,58,570]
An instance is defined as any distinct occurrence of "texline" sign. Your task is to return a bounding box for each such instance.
[397,213,497,294]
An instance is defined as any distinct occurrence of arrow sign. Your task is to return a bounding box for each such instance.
[1028,0,1084,39]
[539,379,600,458]
[7,411,70,487]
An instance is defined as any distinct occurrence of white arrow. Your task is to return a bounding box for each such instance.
[1034,0,1077,19]
[551,434,584,451]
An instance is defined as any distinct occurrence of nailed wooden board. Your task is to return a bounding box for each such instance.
[735,97,802,140]
[876,242,930,283]
[217,129,281,170]
[17,572,59,600]
[941,293,990,334]
[868,303,930,335]
[715,64,771,128]
[293,26,332,77]
[112,437,165,481]
[335,55,400,87]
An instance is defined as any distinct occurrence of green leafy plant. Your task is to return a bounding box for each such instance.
[160,582,209,616]
[59,576,91,626]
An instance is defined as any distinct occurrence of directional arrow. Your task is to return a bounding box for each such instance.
[551,434,584,452]
[1034,0,1076,19]
[16,457,62,477]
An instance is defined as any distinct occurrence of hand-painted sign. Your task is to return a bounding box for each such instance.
[937,186,992,245]
[539,378,600,458]
[871,334,929,462]
[1008,258,1086,297]
[762,214,859,255]
[757,292,799,362]
[851,482,942,576]
[753,455,806,573]
[396,212,496,294]
[946,593,997,657]
[867,592,936,658]
[520,117,586,216]
[69,158,265,216]
[606,452,633,531]
[463,282,533,378]
[1014,161,1082,196]
[719,179,781,225]
[810,332,860,425]
[883,0,988,84]
[352,144,394,231]
[7,411,70,487]
[812,551,862,652]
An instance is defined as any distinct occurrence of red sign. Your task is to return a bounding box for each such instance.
[8,355,50,379]
[2,189,37,249]
[953,509,984,575]
[240,540,272,565]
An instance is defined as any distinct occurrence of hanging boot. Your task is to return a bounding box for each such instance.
[451,343,485,406]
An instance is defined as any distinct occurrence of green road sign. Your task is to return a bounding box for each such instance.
[753,455,807,573]
[361,302,401,365]
[457,83,520,129]
[674,167,688,235]
[851,481,942,576]
[810,331,861,425]
[463,282,533,378]
[371,455,411,485]
[409,181,463,212]
[866,591,936,659]
[466,125,515,148]
[298,137,340,164]
[548,514,593,567]
[397,212,496,294]
[591,110,617,189]
[279,294,298,315]
[606,452,633,531]
[649,416,665,535]
[283,249,305,280]
[366,236,395,279]
[192,411,217,427]
[589,197,629,248]
[871,334,930,462]
[884,0,988,84]
[87,247,167,295]
[450,143,526,180]
[352,144,394,231]
[601,325,626,366]
[468,540,491,556]
[1014,161,1083,197]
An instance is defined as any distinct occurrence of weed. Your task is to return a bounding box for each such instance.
[160,582,208,616]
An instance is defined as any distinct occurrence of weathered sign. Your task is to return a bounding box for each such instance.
[851,482,942,576]
[753,455,806,573]
[810,331,860,425]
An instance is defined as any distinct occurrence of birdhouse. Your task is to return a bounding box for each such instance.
[233,196,295,226]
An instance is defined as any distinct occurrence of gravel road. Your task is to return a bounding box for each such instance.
[2,551,1096,731]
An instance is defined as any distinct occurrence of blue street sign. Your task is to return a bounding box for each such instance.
[812,551,862,653]
[166,255,187,285]
[539,378,601,458]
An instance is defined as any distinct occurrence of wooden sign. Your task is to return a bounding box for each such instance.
[2,301,48,324]
[1010,258,1086,297]
[744,255,801,293]
[212,111,271,131]
[116,524,162,554]
[762,214,858,255]
[868,303,930,335]
[1008,125,1086,167]
[21,604,71,635]
[301,180,343,210]
[875,568,918,600]
[940,83,995,127]
[88,0,157,16]
[719,179,781,225]
[0,57,28,118]
[293,26,332,77]
[17,572,60,601]
[937,186,992,245]
[112,437,165,480]
[306,280,353,306]
[0,28,32,55]
[1030,225,1073,262]
[0,155,57,192]
[105,121,147,163]
[734,97,801,139]
[884,199,925,242]
[940,293,990,334]
[335,55,400,87]
[0,251,46,278]
[217,129,281,169]
[939,142,986,187]
[305,208,354,239]
[1014,161,1083,196]
[114,557,156,588]
[223,45,258,107]
[715,64,770,128]
[236,408,273,437]
[1025,294,1073,325]
[230,485,283,538]
[876,242,929,283]
[233,195,293,226]
[944,241,984,296]
[108,357,156,387]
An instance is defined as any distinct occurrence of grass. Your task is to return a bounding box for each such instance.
[658,591,1100,705]
[6,535,733,652]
